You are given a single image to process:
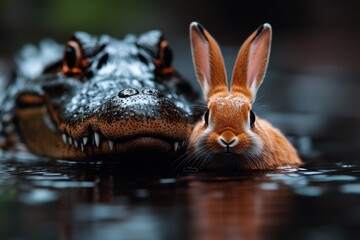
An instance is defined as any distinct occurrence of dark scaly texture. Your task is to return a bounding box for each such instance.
[0,30,199,161]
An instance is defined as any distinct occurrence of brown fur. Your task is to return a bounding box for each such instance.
[187,22,302,170]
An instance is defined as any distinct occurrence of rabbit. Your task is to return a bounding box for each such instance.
[186,22,303,170]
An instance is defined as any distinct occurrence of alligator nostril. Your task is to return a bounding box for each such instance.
[142,88,156,95]
[118,88,139,98]
[142,88,164,97]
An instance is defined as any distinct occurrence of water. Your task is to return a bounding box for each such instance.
[1,153,360,240]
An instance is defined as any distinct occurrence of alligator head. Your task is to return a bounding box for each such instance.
[13,31,198,161]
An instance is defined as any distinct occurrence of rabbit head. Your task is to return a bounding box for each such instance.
[187,22,277,169]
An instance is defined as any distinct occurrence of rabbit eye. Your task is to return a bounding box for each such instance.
[204,109,210,125]
[250,110,256,128]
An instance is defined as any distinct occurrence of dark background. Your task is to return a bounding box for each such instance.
[1,0,360,160]
[2,0,360,70]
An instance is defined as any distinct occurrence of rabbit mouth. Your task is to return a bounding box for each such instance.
[204,154,247,170]
[214,152,244,160]
[194,152,263,170]
[222,146,232,153]
[221,152,238,156]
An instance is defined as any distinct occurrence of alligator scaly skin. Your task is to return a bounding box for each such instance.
[0,30,199,162]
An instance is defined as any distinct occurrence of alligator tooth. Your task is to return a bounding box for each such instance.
[182,141,186,148]
[82,137,88,146]
[109,140,114,151]
[74,140,79,148]
[80,143,84,152]
[174,142,179,151]
[62,134,67,144]
[69,137,73,145]
[94,132,101,147]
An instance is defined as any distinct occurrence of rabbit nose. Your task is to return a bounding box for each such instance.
[219,130,238,146]
[219,137,236,146]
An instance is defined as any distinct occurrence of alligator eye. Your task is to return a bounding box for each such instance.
[250,110,256,128]
[204,109,210,126]
[159,40,173,68]
[62,40,88,75]
[65,45,77,68]
[154,40,174,77]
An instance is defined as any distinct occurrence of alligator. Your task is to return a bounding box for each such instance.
[0,30,199,162]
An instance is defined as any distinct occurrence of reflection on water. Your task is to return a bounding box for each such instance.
[1,153,360,240]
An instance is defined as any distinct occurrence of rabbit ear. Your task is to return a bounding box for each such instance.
[190,22,228,101]
[230,24,272,101]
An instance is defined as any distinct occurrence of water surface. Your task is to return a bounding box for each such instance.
[1,151,360,240]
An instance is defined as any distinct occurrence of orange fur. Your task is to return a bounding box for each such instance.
[187,22,302,170]
[253,119,300,168]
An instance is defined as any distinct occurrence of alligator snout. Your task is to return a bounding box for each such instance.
[50,86,191,159]
[13,30,198,161]
[95,87,189,140]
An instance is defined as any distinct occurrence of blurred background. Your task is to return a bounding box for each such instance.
[1,0,360,160]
